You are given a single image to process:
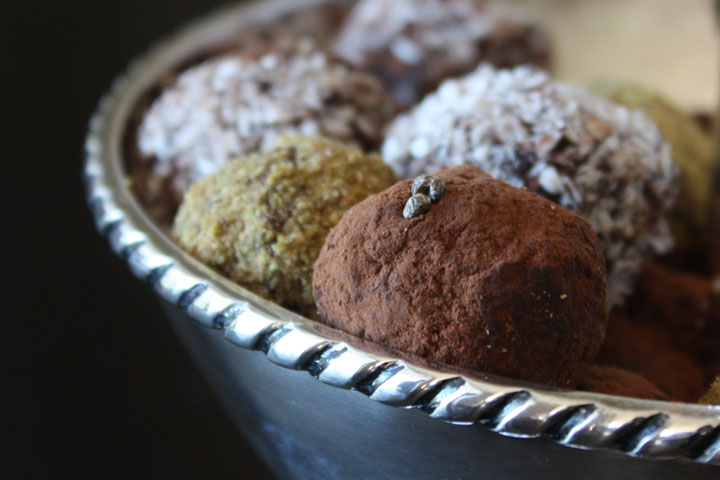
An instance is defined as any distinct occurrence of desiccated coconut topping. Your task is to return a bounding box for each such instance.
[137,41,396,204]
[333,0,551,106]
[383,64,678,306]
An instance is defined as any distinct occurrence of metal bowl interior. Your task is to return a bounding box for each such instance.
[84,0,720,474]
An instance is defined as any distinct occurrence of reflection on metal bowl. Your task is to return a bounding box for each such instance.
[85,0,720,477]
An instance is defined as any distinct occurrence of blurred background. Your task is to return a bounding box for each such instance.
[517,0,718,112]
[5,0,273,477]
[3,0,718,478]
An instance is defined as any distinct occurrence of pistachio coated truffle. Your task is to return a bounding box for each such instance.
[138,41,397,213]
[590,80,715,256]
[700,377,720,405]
[173,136,397,318]
[334,0,551,107]
[383,65,677,306]
[313,165,608,387]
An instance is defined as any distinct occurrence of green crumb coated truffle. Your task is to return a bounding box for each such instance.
[700,377,720,405]
[590,80,714,254]
[172,136,397,319]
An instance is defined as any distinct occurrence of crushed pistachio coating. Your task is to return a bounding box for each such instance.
[591,80,714,253]
[173,136,397,318]
[700,377,720,405]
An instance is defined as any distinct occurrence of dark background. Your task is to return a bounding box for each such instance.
[5,1,274,477]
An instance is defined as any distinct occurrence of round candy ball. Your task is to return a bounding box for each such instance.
[138,41,397,215]
[590,80,715,257]
[383,65,677,306]
[333,0,551,107]
[313,165,608,387]
[173,136,397,318]
[700,377,720,405]
[578,366,668,401]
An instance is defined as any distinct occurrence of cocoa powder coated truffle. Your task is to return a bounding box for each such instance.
[578,366,669,401]
[626,261,712,351]
[173,136,396,319]
[138,42,397,210]
[313,165,608,387]
[383,65,677,306]
[334,0,551,106]
[596,311,706,402]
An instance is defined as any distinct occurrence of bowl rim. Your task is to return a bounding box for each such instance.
[83,0,720,465]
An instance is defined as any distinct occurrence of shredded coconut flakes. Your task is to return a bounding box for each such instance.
[138,42,396,200]
[383,64,678,306]
[333,0,551,106]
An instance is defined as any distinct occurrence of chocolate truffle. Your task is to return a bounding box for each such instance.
[591,80,715,257]
[695,276,720,384]
[334,0,551,107]
[700,377,720,405]
[173,136,396,319]
[138,41,397,213]
[626,261,711,351]
[617,261,720,387]
[596,311,706,402]
[313,165,607,387]
[578,366,669,401]
[383,65,678,306]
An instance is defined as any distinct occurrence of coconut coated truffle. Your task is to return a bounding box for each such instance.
[313,165,608,387]
[173,136,396,318]
[590,80,715,257]
[138,41,397,212]
[333,0,551,107]
[383,65,677,306]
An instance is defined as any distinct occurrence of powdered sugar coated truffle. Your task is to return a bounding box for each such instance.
[137,41,397,207]
[333,0,551,106]
[382,65,677,306]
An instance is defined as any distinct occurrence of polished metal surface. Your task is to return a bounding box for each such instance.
[164,302,720,479]
[84,0,720,474]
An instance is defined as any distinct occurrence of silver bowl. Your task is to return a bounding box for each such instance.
[84,0,720,477]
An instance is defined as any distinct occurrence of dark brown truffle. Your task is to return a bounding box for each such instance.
[578,366,669,401]
[596,311,706,402]
[698,283,720,382]
[313,165,608,387]
[626,261,711,350]
[334,0,552,106]
[615,262,720,388]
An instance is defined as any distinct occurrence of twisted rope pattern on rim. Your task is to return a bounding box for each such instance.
[84,0,720,466]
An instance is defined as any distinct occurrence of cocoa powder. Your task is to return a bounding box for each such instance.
[596,311,706,402]
[313,165,608,387]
